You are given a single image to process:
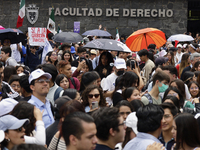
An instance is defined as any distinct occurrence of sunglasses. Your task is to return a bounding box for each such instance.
[14,126,25,132]
[88,94,100,99]
[30,46,36,49]
[35,79,50,84]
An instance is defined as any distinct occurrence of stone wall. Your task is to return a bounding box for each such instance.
[0,0,188,38]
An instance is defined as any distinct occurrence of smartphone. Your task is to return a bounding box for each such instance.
[132,53,136,59]
[80,57,85,62]
[130,60,135,69]
[92,101,99,109]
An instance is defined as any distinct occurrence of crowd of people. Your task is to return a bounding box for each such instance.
[1,30,200,150]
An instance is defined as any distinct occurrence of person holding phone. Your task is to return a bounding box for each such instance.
[82,85,107,113]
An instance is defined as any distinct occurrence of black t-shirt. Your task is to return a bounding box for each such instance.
[95,144,114,150]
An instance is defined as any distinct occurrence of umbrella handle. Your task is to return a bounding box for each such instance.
[144,33,148,49]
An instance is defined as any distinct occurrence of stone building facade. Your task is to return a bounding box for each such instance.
[0,0,188,38]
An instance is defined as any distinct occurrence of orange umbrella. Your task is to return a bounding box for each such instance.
[126,28,166,52]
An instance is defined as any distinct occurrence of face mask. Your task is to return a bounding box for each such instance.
[117,70,124,76]
[158,83,169,93]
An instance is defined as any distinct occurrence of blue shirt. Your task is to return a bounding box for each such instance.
[124,132,166,150]
[28,95,54,128]
[159,133,174,150]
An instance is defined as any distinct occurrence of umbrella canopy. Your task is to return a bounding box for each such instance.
[82,29,111,37]
[0,28,26,44]
[53,32,83,43]
[167,34,194,42]
[0,26,5,30]
[126,28,166,52]
[83,39,132,52]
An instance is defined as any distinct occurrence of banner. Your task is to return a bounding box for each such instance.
[28,27,46,46]
[74,21,80,33]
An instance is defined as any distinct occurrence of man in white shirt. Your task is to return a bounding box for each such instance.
[101,58,126,105]
[176,44,183,63]
[3,39,22,63]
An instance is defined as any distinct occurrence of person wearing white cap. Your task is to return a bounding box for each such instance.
[121,112,138,148]
[176,44,183,63]
[0,98,18,117]
[28,69,54,128]
[101,58,126,105]
[0,115,29,150]
[189,43,199,54]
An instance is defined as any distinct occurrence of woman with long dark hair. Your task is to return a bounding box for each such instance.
[94,51,114,79]
[112,71,139,106]
[82,85,106,112]
[171,113,200,150]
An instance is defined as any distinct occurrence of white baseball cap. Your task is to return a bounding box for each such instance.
[125,112,138,135]
[29,69,52,84]
[177,44,183,48]
[0,115,29,131]
[114,58,126,69]
[0,98,18,117]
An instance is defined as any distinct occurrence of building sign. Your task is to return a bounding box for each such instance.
[28,27,46,46]
[49,8,173,17]
[26,4,39,24]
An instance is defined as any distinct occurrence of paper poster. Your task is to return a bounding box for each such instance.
[28,27,46,46]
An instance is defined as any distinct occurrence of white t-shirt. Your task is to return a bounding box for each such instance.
[101,72,118,105]
[176,52,183,63]
[10,43,22,62]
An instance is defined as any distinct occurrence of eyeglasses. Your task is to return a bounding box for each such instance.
[163,114,171,119]
[11,84,20,88]
[35,79,50,84]
[167,93,178,97]
[51,54,58,57]
[190,87,199,90]
[30,46,36,49]
[88,94,100,99]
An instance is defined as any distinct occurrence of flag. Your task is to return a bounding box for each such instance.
[115,28,120,41]
[16,0,25,28]
[57,25,62,33]
[47,7,56,37]
[42,38,53,64]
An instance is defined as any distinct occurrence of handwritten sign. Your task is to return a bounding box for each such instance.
[28,27,46,46]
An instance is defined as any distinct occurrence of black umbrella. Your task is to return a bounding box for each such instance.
[52,32,83,43]
[83,39,131,52]
[0,28,26,44]
[82,29,111,37]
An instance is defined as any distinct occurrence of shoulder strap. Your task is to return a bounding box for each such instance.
[144,93,153,103]
[55,133,62,150]
[54,87,63,101]
[70,77,76,89]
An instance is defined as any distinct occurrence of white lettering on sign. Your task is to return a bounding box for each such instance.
[49,8,174,17]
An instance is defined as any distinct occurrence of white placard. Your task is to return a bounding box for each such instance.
[28,27,46,46]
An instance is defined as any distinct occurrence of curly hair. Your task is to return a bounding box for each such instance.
[82,85,106,108]
[11,102,36,136]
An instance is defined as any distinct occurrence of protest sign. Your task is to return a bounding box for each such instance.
[28,27,46,46]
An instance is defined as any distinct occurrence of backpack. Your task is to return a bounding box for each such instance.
[143,93,153,104]
[54,87,63,101]
[69,77,76,89]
